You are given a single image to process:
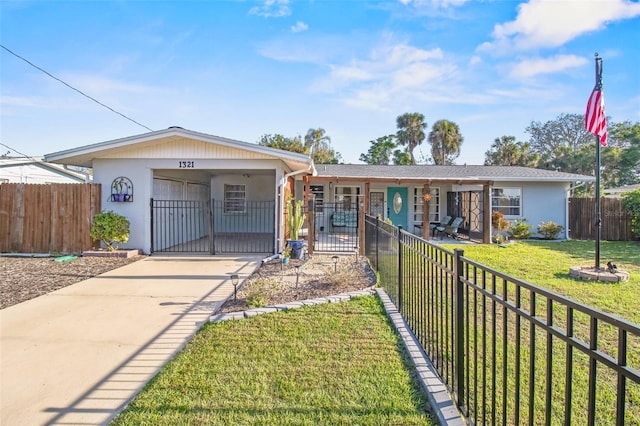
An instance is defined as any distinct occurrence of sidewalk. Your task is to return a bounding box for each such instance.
[0,255,261,426]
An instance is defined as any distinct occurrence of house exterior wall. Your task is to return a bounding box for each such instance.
[93,157,287,254]
[0,163,85,184]
[495,180,570,239]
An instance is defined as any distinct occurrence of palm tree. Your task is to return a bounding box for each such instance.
[396,113,427,165]
[304,128,341,164]
[428,119,464,165]
[304,128,331,155]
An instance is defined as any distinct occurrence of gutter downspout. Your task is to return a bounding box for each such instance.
[276,165,314,253]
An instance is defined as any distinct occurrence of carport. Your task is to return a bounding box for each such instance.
[44,127,315,255]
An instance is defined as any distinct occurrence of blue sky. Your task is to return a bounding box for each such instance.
[1,0,639,165]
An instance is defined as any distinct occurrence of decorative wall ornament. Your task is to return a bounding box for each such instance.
[393,192,402,214]
[111,176,133,202]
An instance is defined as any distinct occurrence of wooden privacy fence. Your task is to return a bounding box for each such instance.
[568,197,634,240]
[0,183,101,253]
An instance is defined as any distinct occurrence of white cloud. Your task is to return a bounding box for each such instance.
[249,0,291,18]
[509,54,588,78]
[291,21,308,33]
[469,55,482,66]
[480,0,640,53]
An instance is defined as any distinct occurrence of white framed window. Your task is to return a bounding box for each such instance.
[224,184,246,214]
[492,187,521,216]
[414,187,440,223]
[310,185,324,213]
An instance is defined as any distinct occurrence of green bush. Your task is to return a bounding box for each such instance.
[90,211,130,251]
[537,221,564,240]
[622,189,640,238]
[508,218,533,240]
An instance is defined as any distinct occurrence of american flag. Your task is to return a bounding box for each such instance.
[585,57,607,147]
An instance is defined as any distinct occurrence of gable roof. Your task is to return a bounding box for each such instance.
[0,157,88,183]
[44,127,315,173]
[314,164,595,183]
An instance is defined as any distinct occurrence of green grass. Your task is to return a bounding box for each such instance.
[445,240,640,323]
[111,296,436,426]
[435,240,640,424]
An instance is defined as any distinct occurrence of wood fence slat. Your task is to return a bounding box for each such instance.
[569,197,634,241]
[0,183,102,254]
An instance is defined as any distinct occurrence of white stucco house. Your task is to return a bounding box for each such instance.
[0,157,88,184]
[44,127,595,254]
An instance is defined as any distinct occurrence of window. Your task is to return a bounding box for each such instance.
[414,187,440,223]
[310,185,324,213]
[334,186,360,210]
[492,187,521,216]
[224,184,246,213]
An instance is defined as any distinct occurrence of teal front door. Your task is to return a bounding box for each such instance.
[387,187,408,229]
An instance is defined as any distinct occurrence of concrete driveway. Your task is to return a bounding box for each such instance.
[0,255,262,426]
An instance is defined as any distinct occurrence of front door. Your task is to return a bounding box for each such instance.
[387,187,408,229]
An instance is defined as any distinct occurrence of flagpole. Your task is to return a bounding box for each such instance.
[595,128,601,270]
[593,54,602,271]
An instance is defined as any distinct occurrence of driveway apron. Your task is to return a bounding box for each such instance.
[0,255,262,426]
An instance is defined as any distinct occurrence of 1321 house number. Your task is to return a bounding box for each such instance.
[178,161,195,168]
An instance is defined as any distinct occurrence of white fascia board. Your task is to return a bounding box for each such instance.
[45,127,313,168]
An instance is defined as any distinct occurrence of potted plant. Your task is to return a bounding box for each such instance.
[286,198,306,259]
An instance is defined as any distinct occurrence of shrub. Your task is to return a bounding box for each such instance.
[537,221,564,240]
[622,189,640,238]
[492,211,510,232]
[90,211,130,251]
[508,218,533,240]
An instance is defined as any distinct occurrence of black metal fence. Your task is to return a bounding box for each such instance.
[151,199,274,254]
[364,215,640,425]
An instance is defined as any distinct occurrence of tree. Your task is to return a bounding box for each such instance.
[526,113,594,163]
[304,128,331,154]
[359,135,397,165]
[609,121,640,186]
[257,134,306,154]
[484,136,538,166]
[392,148,412,165]
[304,128,342,164]
[428,119,463,165]
[396,112,427,164]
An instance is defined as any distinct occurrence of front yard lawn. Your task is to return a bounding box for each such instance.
[111,296,436,425]
[446,240,640,323]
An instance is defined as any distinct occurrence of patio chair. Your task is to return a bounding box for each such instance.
[437,216,464,239]
[430,215,452,237]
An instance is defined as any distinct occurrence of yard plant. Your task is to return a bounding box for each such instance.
[89,211,130,251]
[111,296,435,425]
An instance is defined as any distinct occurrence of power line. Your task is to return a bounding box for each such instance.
[0,142,42,162]
[1,44,154,132]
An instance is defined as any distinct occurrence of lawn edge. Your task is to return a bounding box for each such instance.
[376,288,465,426]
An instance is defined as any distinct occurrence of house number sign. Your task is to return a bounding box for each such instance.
[178,161,195,168]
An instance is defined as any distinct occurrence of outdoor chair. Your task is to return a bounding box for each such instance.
[437,216,464,239]
[430,215,452,237]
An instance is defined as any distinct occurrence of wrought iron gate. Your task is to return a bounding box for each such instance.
[310,202,359,252]
[151,199,275,254]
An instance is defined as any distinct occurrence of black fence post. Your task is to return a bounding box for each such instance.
[150,198,154,253]
[375,217,379,269]
[398,226,403,312]
[454,248,465,409]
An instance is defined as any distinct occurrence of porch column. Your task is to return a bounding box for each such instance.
[483,183,491,244]
[423,183,430,240]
